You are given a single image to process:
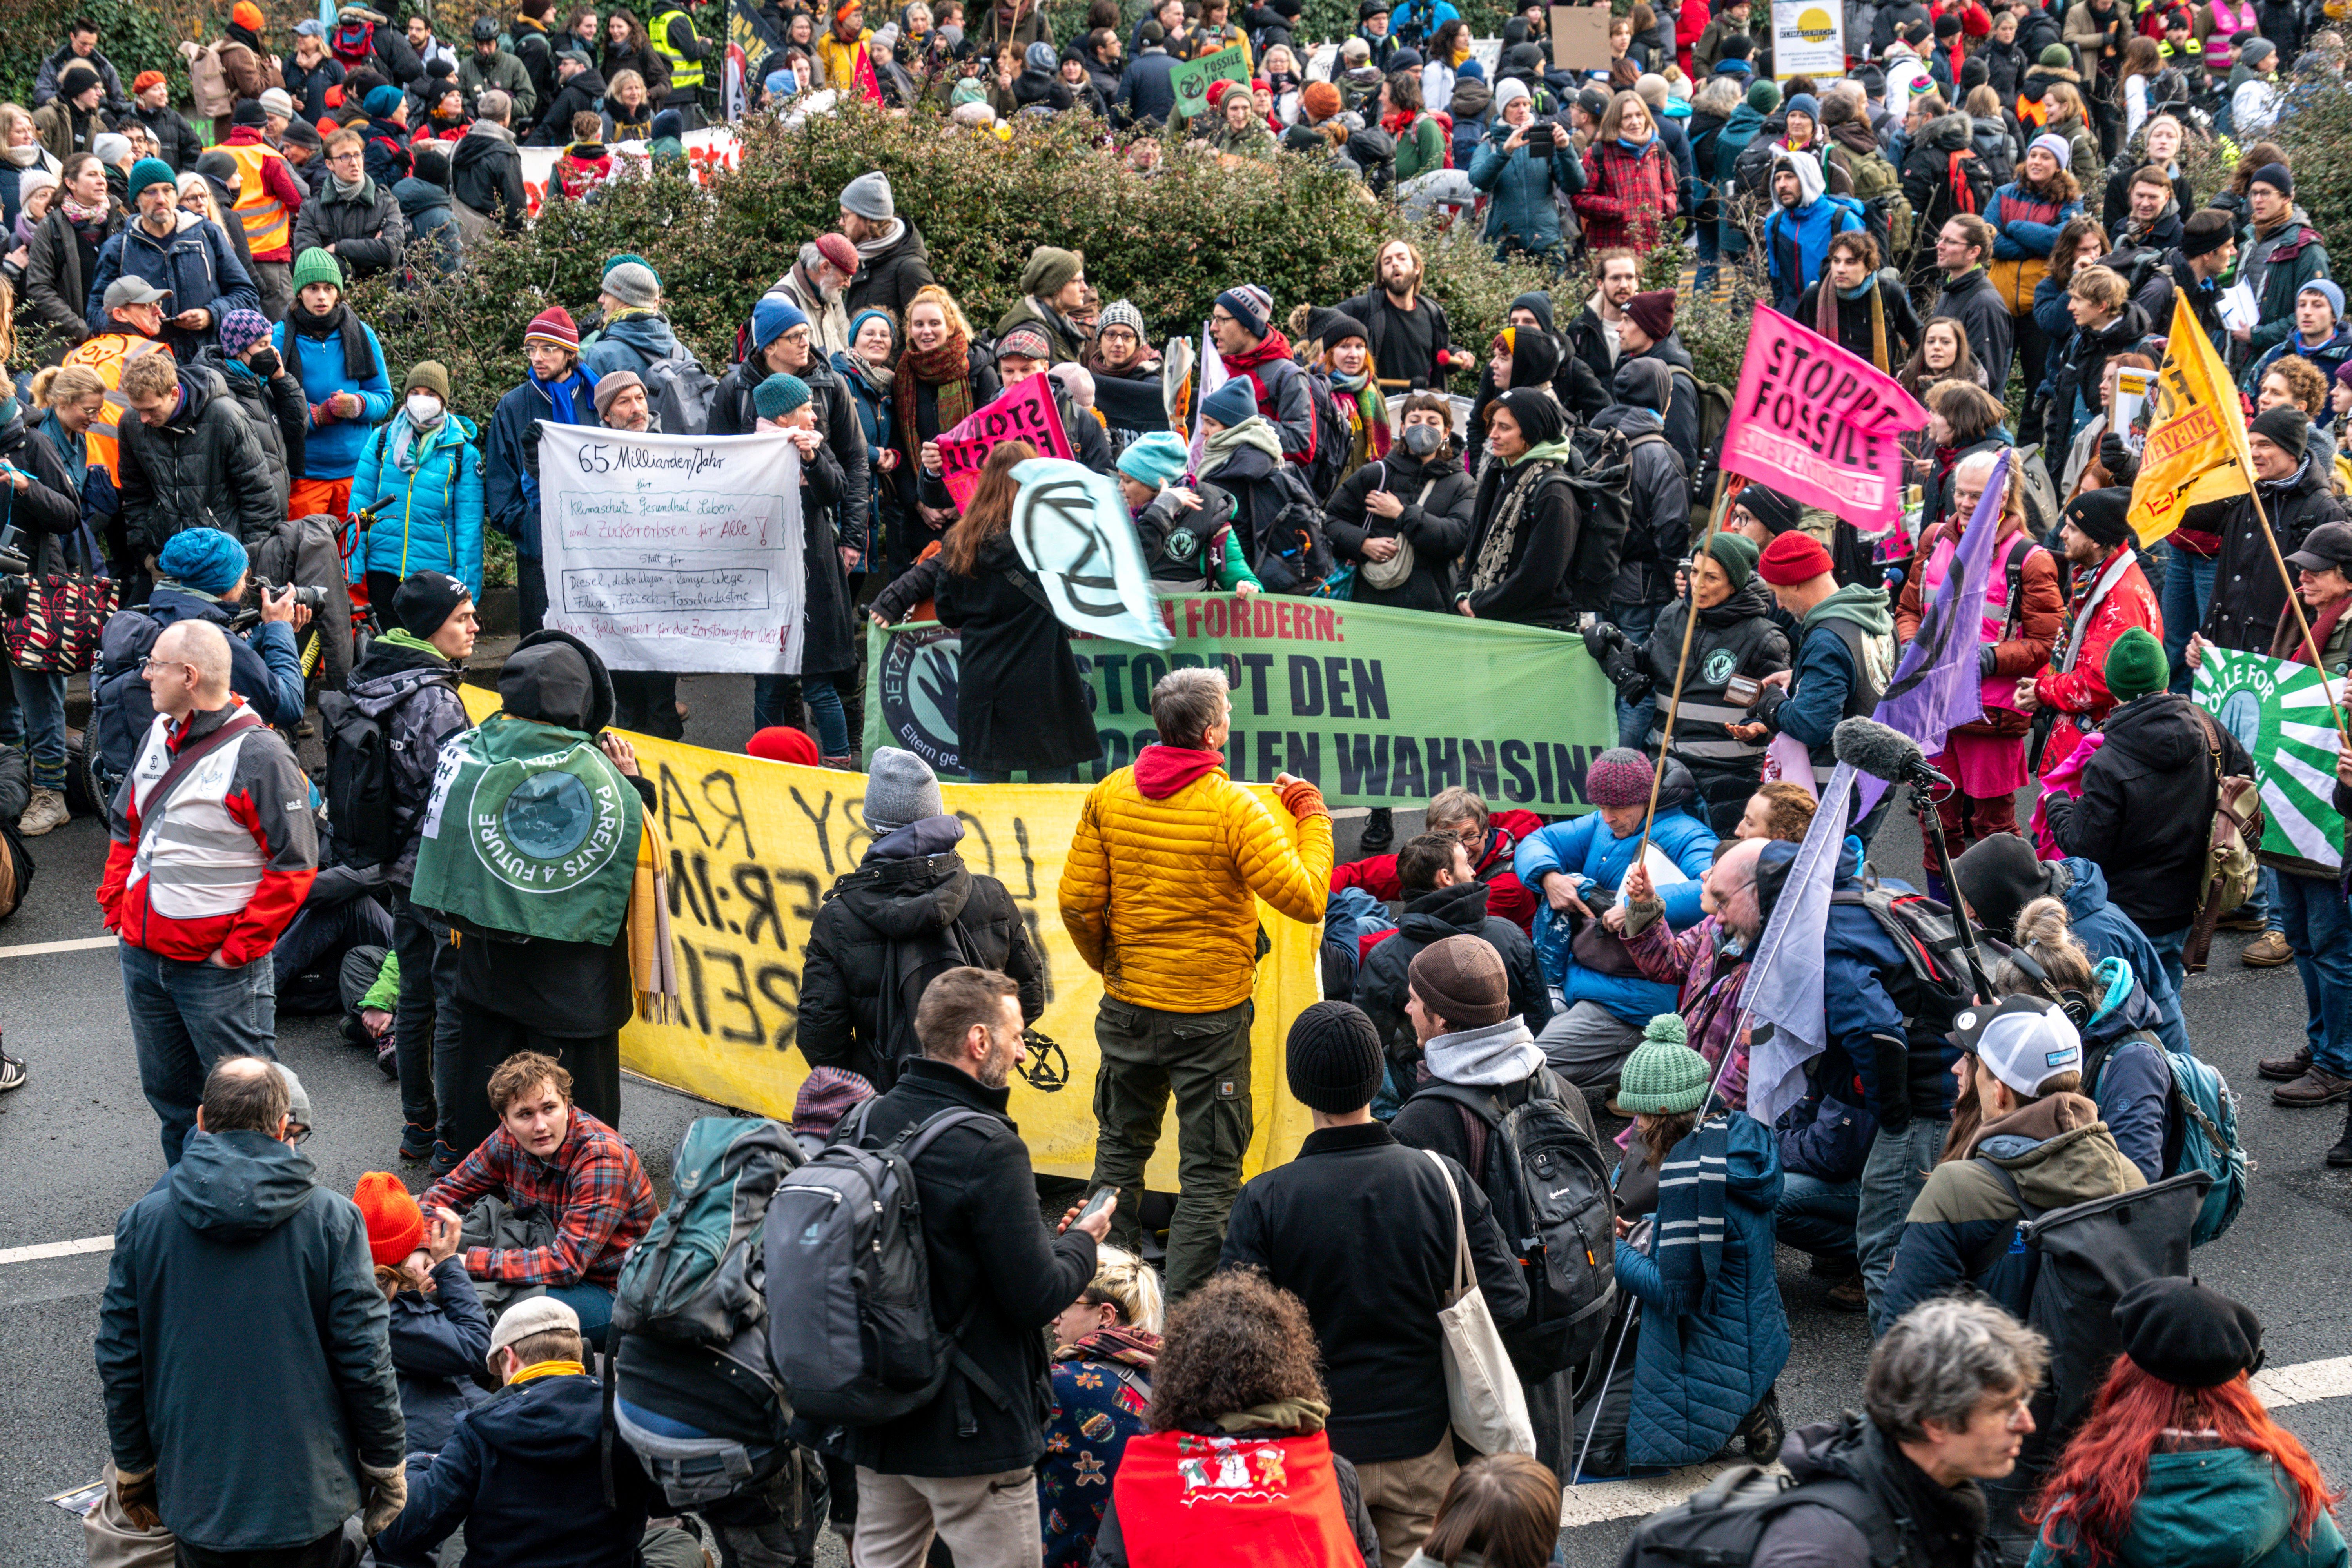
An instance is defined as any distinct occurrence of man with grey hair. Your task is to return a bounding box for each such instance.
[1754,1296,2045,1568]
[450,87,529,234]
[100,616,319,1165]
[1060,665,1334,1297]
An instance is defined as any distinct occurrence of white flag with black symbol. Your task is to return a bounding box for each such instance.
[1008,457,1171,649]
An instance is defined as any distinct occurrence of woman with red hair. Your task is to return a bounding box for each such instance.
[2028,1278,2347,1568]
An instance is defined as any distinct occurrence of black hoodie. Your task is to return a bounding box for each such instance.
[2044,691,2252,929]
[1755,1414,2000,1568]
[1352,877,1551,1065]
[796,816,1047,1090]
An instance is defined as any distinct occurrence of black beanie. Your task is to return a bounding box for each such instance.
[394,570,473,639]
[1950,832,2058,938]
[2181,207,2235,258]
[2062,486,2134,549]
[1285,1001,1385,1114]
[2115,1277,2263,1388]
[2250,404,2309,461]
[1738,481,1802,535]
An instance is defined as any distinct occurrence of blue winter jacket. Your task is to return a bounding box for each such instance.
[1804,842,1959,1129]
[484,368,600,561]
[2056,856,2189,1057]
[2250,325,2352,425]
[1763,193,1865,314]
[580,309,686,379]
[1514,802,1715,1022]
[1987,180,2083,258]
[347,410,486,598]
[272,313,394,481]
[389,1258,492,1453]
[2078,956,2175,1185]
[1615,1112,1788,1470]
[1468,127,1583,256]
[83,210,258,358]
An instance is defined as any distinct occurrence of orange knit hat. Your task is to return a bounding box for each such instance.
[355,1172,425,1267]
[233,1,266,31]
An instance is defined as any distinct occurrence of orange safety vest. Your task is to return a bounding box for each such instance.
[60,333,174,485]
[217,140,295,257]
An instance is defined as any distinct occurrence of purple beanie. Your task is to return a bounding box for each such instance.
[218,307,272,357]
[791,1066,877,1139]
[1583,747,1656,808]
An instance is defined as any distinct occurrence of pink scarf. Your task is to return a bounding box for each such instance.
[1921,524,2030,713]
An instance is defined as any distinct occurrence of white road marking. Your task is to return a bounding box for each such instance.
[0,1236,114,1267]
[1553,1353,2352,1528]
[0,935,116,959]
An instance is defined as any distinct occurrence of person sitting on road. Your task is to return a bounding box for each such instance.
[356,1170,490,1455]
[1408,1454,1569,1568]
[420,1050,656,1348]
[1353,832,1551,1089]
[1331,785,1546,932]
[1040,1245,1164,1568]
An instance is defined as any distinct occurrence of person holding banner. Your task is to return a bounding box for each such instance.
[2195,408,2344,660]
[2015,488,2160,778]
[1737,530,1897,825]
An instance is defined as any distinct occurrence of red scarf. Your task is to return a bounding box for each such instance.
[2273,591,2350,665]
[1111,1428,1362,1568]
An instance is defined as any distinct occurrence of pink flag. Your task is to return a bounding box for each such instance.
[936,372,1075,510]
[1721,304,1926,531]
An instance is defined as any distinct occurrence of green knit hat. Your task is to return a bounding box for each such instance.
[1704,530,1761,590]
[1615,1015,1711,1114]
[128,156,177,199]
[291,247,345,294]
[2103,625,2167,703]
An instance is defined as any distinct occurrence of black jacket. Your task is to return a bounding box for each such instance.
[527,65,608,146]
[798,817,1047,1090]
[194,348,307,509]
[117,366,281,559]
[1322,444,1476,614]
[0,401,85,578]
[1353,880,1551,1064]
[129,101,204,172]
[933,534,1102,773]
[2199,455,2343,655]
[2129,250,2226,348]
[841,220,938,325]
[290,175,410,278]
[345,635,472,885]
[842,1058,1098,1479]
[450,121,528,234]
[1929,266,2015,398]
[22,203,114,345]
[1460,450,1583,628]
[2044,691,2251,931]
[1593,403,1691,608]
[1606,579,1791,811]
[1221,1121,1528,1465]
[1755,1414,2003,1568]
[1793,275,1923,375]
[97,1131,404,1552]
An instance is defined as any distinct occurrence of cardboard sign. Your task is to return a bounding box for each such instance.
[937,372,1076,510]
[1549,5,1614,70]
[1721,303,1925,529]
[1169,42,1251,118]
[1770,0,1844,80]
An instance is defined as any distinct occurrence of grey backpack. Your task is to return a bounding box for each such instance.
[761,1105,1014,1428]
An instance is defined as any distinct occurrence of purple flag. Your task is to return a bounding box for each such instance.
[1859,448,2011,814]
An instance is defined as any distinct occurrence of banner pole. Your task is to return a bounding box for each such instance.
[1630,480,1741,869]
[2244,485,2351,742]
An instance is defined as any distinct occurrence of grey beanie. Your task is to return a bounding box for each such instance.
[1098,298,1147,339]
[601,260,660,309]
[864,747,945,834]
[840,170,895,222]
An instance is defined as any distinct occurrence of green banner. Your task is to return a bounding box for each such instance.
[2193,646,2346,876]
[863,593,1620,810]
[1168,43,1250,119]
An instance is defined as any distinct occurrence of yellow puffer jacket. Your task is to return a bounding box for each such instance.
[815,27,870,91]
[1060,764,1332,1012]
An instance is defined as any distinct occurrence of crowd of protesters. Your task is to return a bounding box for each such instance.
[4,0,2352,1564]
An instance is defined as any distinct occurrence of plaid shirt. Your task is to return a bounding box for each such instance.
[424,1109,655,1288]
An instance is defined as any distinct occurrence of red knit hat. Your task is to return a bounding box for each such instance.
[1757,529,1835,585]
[525,305,580,350]
[747,726,821,766]
[355,1172,425,1267]
[813,232,860,277]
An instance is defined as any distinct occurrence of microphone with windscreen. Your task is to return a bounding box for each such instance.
[1832,715,1953,790]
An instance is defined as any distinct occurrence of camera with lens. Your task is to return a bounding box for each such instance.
[0,523,31,620]
[252,576,328,615]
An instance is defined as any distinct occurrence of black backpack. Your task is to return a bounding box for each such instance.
[1414,1070,1617,1375]
[316,688,398,868]
[1298,368,1354,503]
[1615,1462,1903,1568]
[1555,425,1633,615]
[1829,885,1978,1033]
[1251,461,1340,593]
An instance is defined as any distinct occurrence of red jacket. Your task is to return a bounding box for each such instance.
[1328,807,1543,931]
[1677,0,1709,75]
[1570,139,1678,255]
[2031,545,2160,777]
[98,699,319,966]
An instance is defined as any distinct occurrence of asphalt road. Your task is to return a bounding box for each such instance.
[1,677,2346,1567]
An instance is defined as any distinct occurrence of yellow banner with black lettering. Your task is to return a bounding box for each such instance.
[457,687,1322,1181]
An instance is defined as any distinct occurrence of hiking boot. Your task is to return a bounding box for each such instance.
[17,787,67,837]
[1739,1386,1785,1463]
[399,1123,436,1161]
[2273,1067,2352,1108]
[2260,1047,2314,1082]
[2329,1103,2352,1169]
[1358,806,1394,853]
[2241,930,2295,967]
[1826,1274,1868,1312]
[376,1040,400,1080]
[0,1047,24,1093]
[2216,906,2269,932]
[429,1140,463,1178]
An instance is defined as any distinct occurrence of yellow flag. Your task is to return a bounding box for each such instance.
[2128,297,2255,545]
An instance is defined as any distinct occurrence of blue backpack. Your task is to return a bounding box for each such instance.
[2087,1029,2247,1247]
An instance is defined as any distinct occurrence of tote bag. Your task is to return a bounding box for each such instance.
[1425,1148,1535,1455]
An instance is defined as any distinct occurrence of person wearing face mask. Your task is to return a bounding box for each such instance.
[1324,391,1475,615]
[346,362,485,606]
[194,307,306,513]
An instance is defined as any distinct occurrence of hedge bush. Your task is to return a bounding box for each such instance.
[2270,79,2352,255]
[348,100,1559,427]
[0,0,198,109]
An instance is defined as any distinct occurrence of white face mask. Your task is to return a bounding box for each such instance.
[406,391,445,425]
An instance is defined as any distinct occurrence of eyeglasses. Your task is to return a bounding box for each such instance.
[141,656,194,678]
[286,1120,314,1145]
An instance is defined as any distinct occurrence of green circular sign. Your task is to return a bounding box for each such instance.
[469,753,630,894]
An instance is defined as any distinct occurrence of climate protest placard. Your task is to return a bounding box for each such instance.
[865,594,1621,809]
[537,423,807,673]
[1169,43,1250,119]
[936,372,1075,510]
[1721,303,1925,530]
[453,684,1324,1183]
[2195,646,2347,878]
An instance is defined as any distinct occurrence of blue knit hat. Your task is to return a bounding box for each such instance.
[1784,91,1819,121]
[2300,279,2345,321]
[847,307,896,349]
[1200,377,1258,429]
[1117,430,1191,489]
[752,295,810,352]
[157,528,250,595]
[754,373,812,419]
[363,84,404,119]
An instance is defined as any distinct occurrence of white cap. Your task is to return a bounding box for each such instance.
[1953,996,2082,1099]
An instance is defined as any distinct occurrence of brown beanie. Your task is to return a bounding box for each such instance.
[1408,935,1509,1029]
